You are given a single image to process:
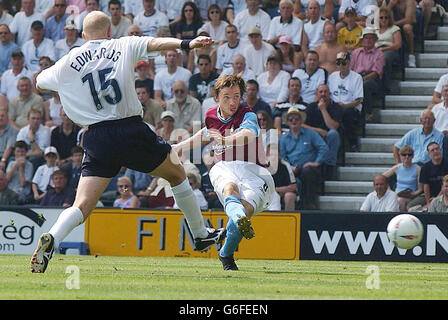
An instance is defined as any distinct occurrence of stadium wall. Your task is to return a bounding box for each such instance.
[2,207,448,262]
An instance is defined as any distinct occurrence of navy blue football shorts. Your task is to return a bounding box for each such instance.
[81,116,172,178]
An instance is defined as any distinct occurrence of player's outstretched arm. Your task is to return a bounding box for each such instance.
[172,127,210,155]
[208,128,256,147]
[147,36,214,53]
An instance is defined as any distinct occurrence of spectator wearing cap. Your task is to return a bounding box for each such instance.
[8,77,44,130]
[166,80,201,134]
[9,0,45,48]
[215,24,245,74]
[233,0,271,45]
[350,27,385,119]
[242,79,272,118]
[22,20,56,73]
[376,7,402,92]
[315,22,346,74]
[219,54,256,82]
[300,0,329,54]
[268,0,304,50]
[275,35,303,74]
[135,60,154,97]
[54,18,85,61]
[156,110,177,144]
[257,54,291,108]
[136,82,163,128]
[44,0,69,43]
[39,169,76,207]
[243,26,276,77]
[292,50,328,104]
[0,51,34,104]
[109,0,132,39]
[337,0,378,30]
[134,0,169,38]
[337,7,364,52]
[0,24,19,76]
[188,54,218,104]
[31,145,60,202]
[328,51,363,152]
[279,106,329,209]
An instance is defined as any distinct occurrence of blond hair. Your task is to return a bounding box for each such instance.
[82,11,111,40]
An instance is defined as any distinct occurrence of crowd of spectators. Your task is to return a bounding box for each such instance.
[0,0,436,211]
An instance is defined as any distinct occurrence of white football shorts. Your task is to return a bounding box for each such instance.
[209,160,275,216]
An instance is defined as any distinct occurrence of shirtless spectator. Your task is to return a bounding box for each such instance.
[301,0,329,55]
[382,0,417,67]
[315,23,346,74]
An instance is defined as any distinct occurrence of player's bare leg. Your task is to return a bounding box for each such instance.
[31,176,111,273]
[150,150,226,251]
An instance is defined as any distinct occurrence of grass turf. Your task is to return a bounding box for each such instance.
[1,254,448,300]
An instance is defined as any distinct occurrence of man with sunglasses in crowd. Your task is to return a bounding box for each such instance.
[166,80,201,135]
[328,51,363,152]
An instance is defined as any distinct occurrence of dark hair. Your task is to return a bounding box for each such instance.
[427,141,440,151]
[135,83,150,93]
[71,145,84,155]
[213,74,246,97]
[181,1,202,25]
[246,79,259,91]
[197,54,211,63]
[14,140,28,150]
[306,50,319,59]
[108,0,121,8]
[289,77,301,87]
[207,3,222,20]
[52,169,67,179]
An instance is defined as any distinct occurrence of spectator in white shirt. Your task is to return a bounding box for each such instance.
[9,0,45,48]
[360,174,399,212]
[215,24,245,74]
[243,26,276,77]
[0,2,13,26]
[268,0,304,49]
[257,54,291,108]
[233,0,271,45]
[0,50,34,103]
[109,0,132,39]
[301,0,328,54]
[22,20,56,73]
[154,49,192,108]
[197,4,228,47]
[431,83,448,135]
[133,0,169,38]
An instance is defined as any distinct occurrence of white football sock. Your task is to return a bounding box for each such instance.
[171,178,207,239]
[49,207,84,248]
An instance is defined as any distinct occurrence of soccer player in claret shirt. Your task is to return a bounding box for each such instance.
[173,75,276,270]
[30,11,226,273]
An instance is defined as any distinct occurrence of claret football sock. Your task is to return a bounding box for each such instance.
[171,178,208,239]
[219,219,243,258]
[48,207,84,249]
[224,195,246,224]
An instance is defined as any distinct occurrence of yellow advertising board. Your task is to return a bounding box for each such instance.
[85,209,301,259]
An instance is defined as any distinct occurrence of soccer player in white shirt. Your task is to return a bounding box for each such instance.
[30,11,226,273]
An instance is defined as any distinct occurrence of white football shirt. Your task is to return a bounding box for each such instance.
[36,36,150,126]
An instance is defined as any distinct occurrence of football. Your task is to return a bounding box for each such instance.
[387,214,424,249]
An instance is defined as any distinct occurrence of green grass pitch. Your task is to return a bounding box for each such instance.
[1,254,448,300]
